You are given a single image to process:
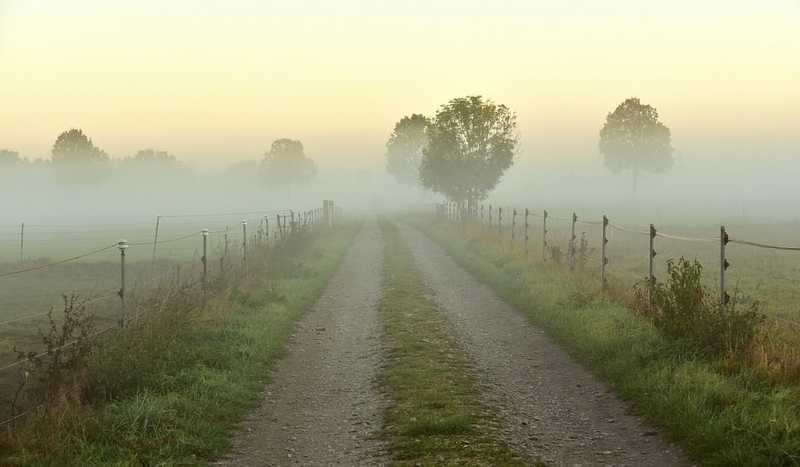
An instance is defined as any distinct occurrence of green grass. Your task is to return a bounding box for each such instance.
[417,218,800,466]
[378,219,533,466]
[2,223,360,466]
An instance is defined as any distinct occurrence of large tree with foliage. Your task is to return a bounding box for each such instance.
[420,96,517,204]
[51,129,110,184]
[599,97,673,193]
[385,114,429,186]
[261,138,316,191]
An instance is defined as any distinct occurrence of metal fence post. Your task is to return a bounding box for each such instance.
[19,222,24,263]
[524,208,530,259]
[264,217,270,244]
[649,224,657,309]
[511,209,517,251]
[488,205,493,229]
[201,229,208,290]
[720,226,730,309]
[498,207,503,236]
[151,215,161,264]
[242,220,248,275]
[569,212,577,271]
[543,209,548,262]
[601,215,609,288]
[118,240,128,328]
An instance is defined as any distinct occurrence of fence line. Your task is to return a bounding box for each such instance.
[438,201,800,311]
[0,200,339,428]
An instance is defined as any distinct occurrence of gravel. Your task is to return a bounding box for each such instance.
[399,224,690,467]
[217,221,388,466]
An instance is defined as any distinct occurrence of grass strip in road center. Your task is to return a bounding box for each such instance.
[378,219,535,466]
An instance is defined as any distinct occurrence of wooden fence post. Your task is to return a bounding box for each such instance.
[649,224,657,309]
[524,208,530,259]
[543,209,548,262]
[118,240,128,328]
[511,209,517,251]
[720,226,730,309]
[569,212,577,271]
[601,215,609,288]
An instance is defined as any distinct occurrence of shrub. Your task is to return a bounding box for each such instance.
[637,257,763,357]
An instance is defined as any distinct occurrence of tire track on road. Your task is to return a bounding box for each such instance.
[399,223,688,466]
[218,220,387,466]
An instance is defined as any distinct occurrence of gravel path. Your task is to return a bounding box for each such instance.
[399,224,689,467]
[218,221,387,466]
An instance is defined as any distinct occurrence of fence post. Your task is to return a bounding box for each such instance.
[264,217,270,244]
[201,229,208,291]
[498,207,503,236]
[720,226,730,309]
[480,204,485,224]
[19,222,24,263]
[543,209,548,262]
[524,208,530,259]
[601,215,609,288]
[569,212,577,271]
[511,209,517,251]
[488,205,493,229]
[151,215,161,264]
[242,220,248,275]
[649,224,657,309]
[117,240,128,328]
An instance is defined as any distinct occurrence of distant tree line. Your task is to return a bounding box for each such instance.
[385,95,673,201]
[1,130,317,191]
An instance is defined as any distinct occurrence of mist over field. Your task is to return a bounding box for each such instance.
[2,2,800,465]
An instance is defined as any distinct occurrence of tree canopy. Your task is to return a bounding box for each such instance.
[419,96,517,203]
[599,97,673,193]
[261,138,316,187]
[51,129,110,184]
[52,129,109,165]
[385,114,430,186]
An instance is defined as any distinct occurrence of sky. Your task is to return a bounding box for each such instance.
[0,0,798,170]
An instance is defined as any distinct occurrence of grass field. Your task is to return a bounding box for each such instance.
[0,220,356,465]
[419,215,800,465]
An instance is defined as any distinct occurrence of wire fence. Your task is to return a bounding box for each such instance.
[0,200,341,427]
[439,201,800,325]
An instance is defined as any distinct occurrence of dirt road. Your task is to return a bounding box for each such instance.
[399,224,688,466]
[219,221,387,466]
[220,219,687,466]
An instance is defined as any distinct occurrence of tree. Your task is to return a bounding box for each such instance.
[420,96,517,205]
[599,97,674,193]
[385,114,429,186]
[121,149,187,175]
[0,149,22,166]
[51,129,110,184]
[261,139,316,189]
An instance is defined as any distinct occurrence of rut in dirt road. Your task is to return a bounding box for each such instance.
[219,221,387,467]
[399,224,688,466]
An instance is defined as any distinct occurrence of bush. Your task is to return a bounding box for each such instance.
[638,257,763,357]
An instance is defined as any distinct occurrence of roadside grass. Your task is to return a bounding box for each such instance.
[378,219,534,466]
[416,218,800,466]
[1,222,360,466]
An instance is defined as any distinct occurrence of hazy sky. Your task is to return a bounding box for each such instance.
[1,0,798,169]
